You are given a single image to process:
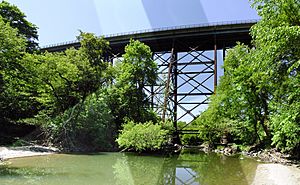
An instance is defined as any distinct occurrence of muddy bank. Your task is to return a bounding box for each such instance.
[185,144,299,165]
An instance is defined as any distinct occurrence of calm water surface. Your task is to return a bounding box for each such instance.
[0,151,260,185]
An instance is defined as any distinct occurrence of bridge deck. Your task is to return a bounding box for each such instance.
[41,20,257,53]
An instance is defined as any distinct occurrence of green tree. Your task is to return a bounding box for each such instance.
[77,31,109,67]
[195,0,300,153]
[20,32,110,115]
[0,1,39,52]
[194,44,270,145]
[250,0,300,152]
[0,16,28,120]
[108,39,158,125]
[0,31,109,123]
[42,90,115,151]
[20,33,113,150]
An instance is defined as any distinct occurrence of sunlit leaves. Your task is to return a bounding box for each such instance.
[116,120,169,152]
[195,0,300,152]
[109,39,158,124]
[0,16,28,119]
[0,1,39,52]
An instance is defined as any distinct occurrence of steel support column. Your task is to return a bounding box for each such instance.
[173,50,178,132]
[214,35,218,93]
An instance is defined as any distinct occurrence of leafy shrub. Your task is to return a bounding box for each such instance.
[37,90,115,151]
[181,134,201,146]
[192,94,238,144]
[177,122,202,145]
[116,120,169,152]
[271,105,300,153]
[73,92,115,150]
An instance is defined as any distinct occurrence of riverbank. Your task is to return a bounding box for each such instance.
[1,145,299,185]
[188,143,299,165]
[182,145,300,184]
[216,148,300,184]
[0,146,58,161]
[252,164,300,185]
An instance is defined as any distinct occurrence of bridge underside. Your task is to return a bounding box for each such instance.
[42,21,255,131]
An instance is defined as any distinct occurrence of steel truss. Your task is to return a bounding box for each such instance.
[110,40,218,133]
[144,40,218,132]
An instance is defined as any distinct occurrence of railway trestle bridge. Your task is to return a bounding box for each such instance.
[42,20,257,134]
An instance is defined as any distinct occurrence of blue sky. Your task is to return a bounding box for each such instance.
[6,0,259,46]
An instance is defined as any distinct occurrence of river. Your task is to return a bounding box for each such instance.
[0,150,259,185]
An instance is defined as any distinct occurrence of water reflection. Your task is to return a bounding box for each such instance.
[174,151,257,185]
[0,151,258,185]
[0,164,53,185]
[113,154,165,185]
[113,151,258,185]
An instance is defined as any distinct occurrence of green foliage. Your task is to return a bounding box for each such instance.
[117,39,157,87]
[181,134,201,146]
[41,90,115,151]
[77,31,109,67]
[0,1,39,52]
[193,0,300,153]
[116,120,169,152]
[1,30,109,121]
[193,77,258,145]
[192,42,272,145]
[19,32,109,116]
[271,107,300,152]
[23,38,159,151]
[0,15,26,71]
[108,39,158,125]
[176,121,201,145]
[11,139,28,147]
[0,19,112,149]
[0,2,162,151]
[250,0,300,152]
[270,75,300,152]
[0,16,29,120]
